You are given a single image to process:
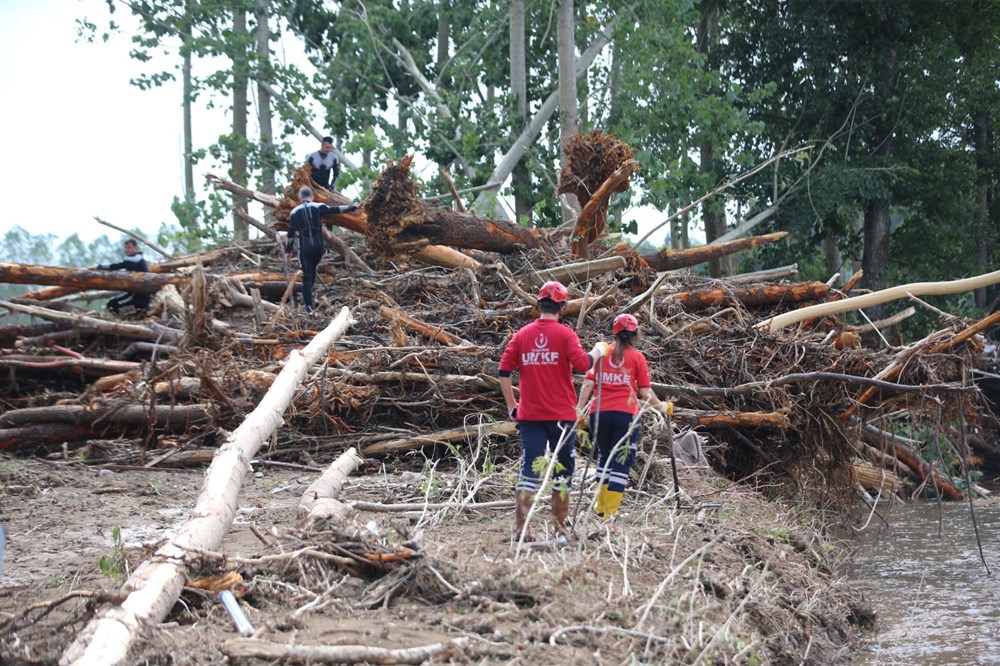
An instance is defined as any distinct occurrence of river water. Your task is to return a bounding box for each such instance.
[851,491,1000,665]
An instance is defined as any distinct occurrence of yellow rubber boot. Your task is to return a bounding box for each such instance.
[594,483,609,516]
[603,489,624,518]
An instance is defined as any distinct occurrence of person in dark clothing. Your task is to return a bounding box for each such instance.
[307,136,341,191]
[96,239,150,314]
[284,186,358,313]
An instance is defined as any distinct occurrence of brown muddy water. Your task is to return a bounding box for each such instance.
[850,484,1000,665]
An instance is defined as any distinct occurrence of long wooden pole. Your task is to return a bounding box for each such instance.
[759,270,1000,332]
[60,307,354,666]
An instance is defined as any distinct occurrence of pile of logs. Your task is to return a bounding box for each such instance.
[1,141,999,506]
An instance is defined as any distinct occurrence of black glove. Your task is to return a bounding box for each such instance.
[96,264,109,270]
[508,405,518,420]
[347,204,359,212]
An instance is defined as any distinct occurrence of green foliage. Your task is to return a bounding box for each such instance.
[98,526,128,584]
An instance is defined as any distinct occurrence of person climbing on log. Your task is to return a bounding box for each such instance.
[284,186,359,315]
[576,313,674,519]
[498,280,609,541]
[94,239,150,315]
[307,136,341,191]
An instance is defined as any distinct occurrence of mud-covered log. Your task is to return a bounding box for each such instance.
[534,256,627,284]
[365,155,539,257]
[0,263,188,294]
[639,232,789,272]
[672,281,830,310]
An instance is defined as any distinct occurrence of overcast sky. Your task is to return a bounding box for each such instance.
[0,0,672,252]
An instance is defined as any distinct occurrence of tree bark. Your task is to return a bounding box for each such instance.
[557,0,580,222]
[673,281,829,310]
[181,2,195,210]
[232,6,249,240]
[0,300,183,343]
[60,308,354,666]
[0,264,188,294]
[0,424,102,451]
[219,638,468,664]
[509,0,531,221]
[0,404,212,429]
[363,421,519,456]
[974,109,990,309]
[255,0,274,195]
[639,232,788,272]
[298,447,364,525]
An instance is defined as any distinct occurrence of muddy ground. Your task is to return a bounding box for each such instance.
[0,446,873,665]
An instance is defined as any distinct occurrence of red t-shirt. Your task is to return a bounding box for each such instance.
[498,318,592,421]
[584,345,652,415]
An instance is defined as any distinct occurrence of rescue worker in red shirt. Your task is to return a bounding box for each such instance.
[498,280,609,541]
[576,313,673,518]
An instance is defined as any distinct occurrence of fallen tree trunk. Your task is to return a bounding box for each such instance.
[219,637,468,664]
[759,269,1000,332]
[639,232,789,273]
[211,168,482,271]
[0,423,100,451]
[671,409,791,430]
[365,156,539,257]
[19,251,229,302]
[378,305,468,346]
[0,263,188,294]
[0,355,141,375]
[60,307,354,666]
[671,281,829,310]
[0,404,212,429]
[534,256,627,285]
[298,447,364,526]
[0,300,183,343]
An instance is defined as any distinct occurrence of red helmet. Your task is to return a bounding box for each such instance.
[612,313,639,334]
[537,280,569,303]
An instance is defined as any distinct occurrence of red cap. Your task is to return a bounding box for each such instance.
[612,313,639,334]
[537,280,569,303]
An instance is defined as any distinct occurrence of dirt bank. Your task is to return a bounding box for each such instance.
[0,448,872,664]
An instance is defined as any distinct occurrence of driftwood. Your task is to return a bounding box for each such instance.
[60,307,354,666]
[219,637,468,664]
[378,305,467,346]
[0,355,141,375]
[534,256,627,284]
[298,447,364,525]
[671,409,791,430]
[0,404,212,429]
[759,268,1000,332]
[862,424,964,501]
[365,155,539,257]
[0,424,100,451]
[0,300,183,343]
[799,270,864,329]
[362,421,519,456]
[0,263,189,294]
[671,281,830,310]
[640,232,789,272]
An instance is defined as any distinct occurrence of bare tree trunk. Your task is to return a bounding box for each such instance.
[862,199,891,320]
[696,3,726,276]
[255,0,274,195]
[974,109,990,309]
[437,0,450,80]
[232,6,249,240]
[181,2,195,211]
[510,0,531,222]
[557,0,580,222]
